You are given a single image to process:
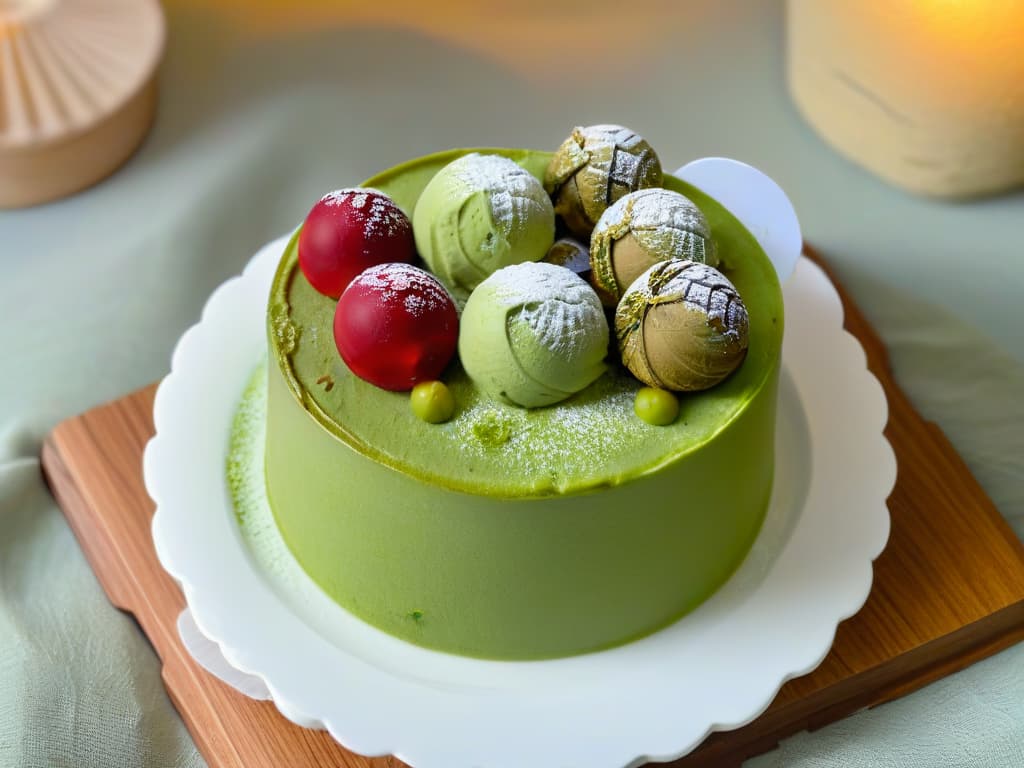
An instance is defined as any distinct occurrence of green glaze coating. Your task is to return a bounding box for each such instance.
[264,147,784,659]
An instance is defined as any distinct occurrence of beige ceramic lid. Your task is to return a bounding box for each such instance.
[0,0,165,208]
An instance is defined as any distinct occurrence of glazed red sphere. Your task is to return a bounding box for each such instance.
[298,189,415,298]
[334,264,459,391]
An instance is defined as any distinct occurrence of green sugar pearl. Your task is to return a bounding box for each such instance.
[634,387,680,426]
[410,381,456,424]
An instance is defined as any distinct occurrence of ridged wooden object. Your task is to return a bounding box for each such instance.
[0,0,164,207]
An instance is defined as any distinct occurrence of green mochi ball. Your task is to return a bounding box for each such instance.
[413,153,555,295]
[459,261,609,408]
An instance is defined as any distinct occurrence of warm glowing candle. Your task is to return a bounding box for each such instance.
[787,0,1024,197]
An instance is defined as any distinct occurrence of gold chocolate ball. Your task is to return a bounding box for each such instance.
[543,237,591,275]
[615,260,748,392]
[544,124,662,240]
[590,188,717,307]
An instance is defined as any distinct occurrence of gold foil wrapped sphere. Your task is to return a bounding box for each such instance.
[615,260,748,392]
[590,188,717,306]
[544,124,662,240]
[543,237,591,275]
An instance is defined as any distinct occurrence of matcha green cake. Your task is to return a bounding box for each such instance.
[263,143,784,660]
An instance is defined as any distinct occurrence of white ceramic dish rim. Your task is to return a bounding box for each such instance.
[146,172,894,768]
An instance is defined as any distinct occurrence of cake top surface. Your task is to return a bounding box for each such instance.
[269,148,783,497]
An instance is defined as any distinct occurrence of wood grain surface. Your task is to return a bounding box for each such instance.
[41,247,1024,768]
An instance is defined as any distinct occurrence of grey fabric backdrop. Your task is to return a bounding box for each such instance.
[1,2,1022,766]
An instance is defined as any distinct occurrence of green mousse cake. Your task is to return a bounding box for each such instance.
[265,147,783,660]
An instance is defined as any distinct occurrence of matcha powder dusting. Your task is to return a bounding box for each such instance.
[451,371,648,494]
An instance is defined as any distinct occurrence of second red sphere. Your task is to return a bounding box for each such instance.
[334,264,459,391]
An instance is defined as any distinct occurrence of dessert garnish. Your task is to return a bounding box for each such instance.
[471,409,514,447]
[298,188,415,298]
[590,188,718,306]
[413,153,554,294]
[458,261,608,408]
[544,124,662,240]
[615,260,749,392]
[296,126,753,426]
[333,263,458,391]
[633,387,680,426]
[410,380,456,424]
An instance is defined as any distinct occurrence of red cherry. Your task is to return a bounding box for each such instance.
[334,264,459,391]
[298,189,415,298]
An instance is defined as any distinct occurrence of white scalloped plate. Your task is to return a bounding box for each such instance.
[147,236,893,767]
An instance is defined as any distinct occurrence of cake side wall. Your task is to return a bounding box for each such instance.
[264,356,779,660]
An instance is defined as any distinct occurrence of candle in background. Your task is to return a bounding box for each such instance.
[787,0,1024,198]
[0,0,165,208]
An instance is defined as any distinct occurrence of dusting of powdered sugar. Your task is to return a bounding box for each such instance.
[485,262,607,358]
[448,371,650,492]
[489,261,596,306]
[353,263,454,318]
[584,125,657,187]
[595,187,713,262]
[633,260,748,338]
[319,187,411,239]
[448,153,548,242]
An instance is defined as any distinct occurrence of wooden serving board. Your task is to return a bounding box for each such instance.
[41,248,1024,768]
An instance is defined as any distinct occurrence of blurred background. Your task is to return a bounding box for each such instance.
[1,1,1022,767]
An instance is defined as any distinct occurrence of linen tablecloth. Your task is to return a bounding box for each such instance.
[2,2,1022,766]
